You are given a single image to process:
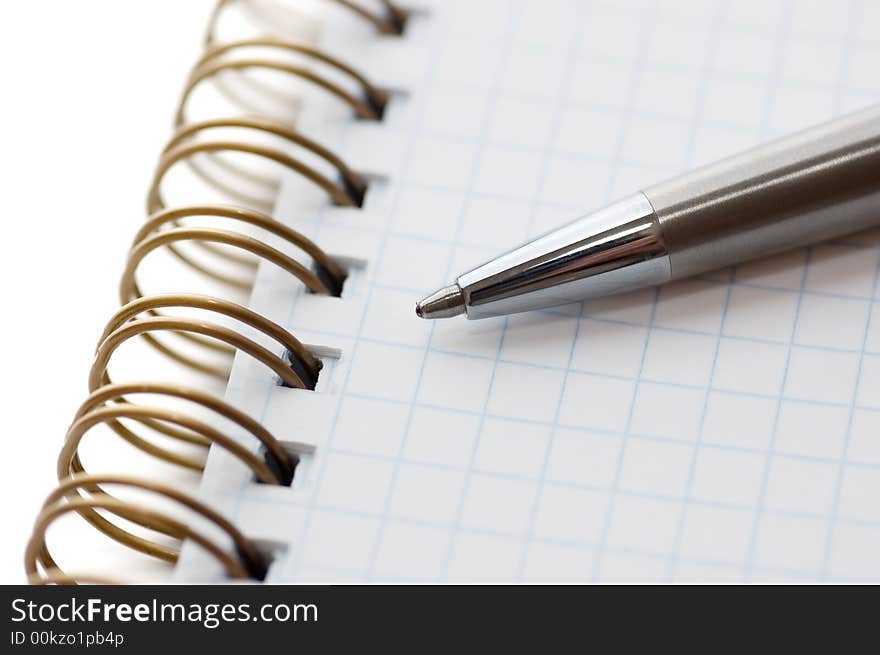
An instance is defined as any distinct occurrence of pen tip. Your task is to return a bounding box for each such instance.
[415,284,466,319]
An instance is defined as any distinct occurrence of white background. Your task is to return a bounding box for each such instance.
[0,0,213,583]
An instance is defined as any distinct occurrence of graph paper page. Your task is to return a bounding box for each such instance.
[178,0,880,582]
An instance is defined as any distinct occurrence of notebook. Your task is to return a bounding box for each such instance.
[26,0,880,584]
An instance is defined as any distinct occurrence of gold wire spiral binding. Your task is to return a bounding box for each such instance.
[169,118,367,207]
[26,474,269,584]
[74,381,296,469]
[62,401,278,484]
[97,292,320,386]
[146,123,364,277]
[330,0,409,35]
[205,0,409,47]
[120,205,342,376]
[158,28,383,268]
[177,37,386,125]
[187,7,393,214]
[152,119,367,213]
[91,302,309,389]
[118,206,342,373]
[27,0,409,584]
[185,37,389,122]
[130,210,341,293]
[148,124,364,214]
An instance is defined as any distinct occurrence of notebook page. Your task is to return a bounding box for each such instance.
[177,0,880,582]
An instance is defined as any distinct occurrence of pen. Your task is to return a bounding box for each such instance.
[415,105,880,320]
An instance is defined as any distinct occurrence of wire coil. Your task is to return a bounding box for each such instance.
[26,0,407,584]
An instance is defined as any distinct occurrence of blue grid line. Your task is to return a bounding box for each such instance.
[437,0,524,580]
[320,390,880,469]
[817,0,874,580]
[234,375,880,435]
[667,268,737,581]
[296,555,868,584]
[363,72,880,162]
[426,25,880,94]
[506,0,592,581]
[232,489,880,548]
[454,0,880,51]
[360,3,526,581]
[819,245,880,578]
[740,0,803,580]
[226,366,880,465]
[462,67,879,110]
[664,0,732,581]
[288,319,880,362]
[589,0,662,582]
[417,94,874,146]
[309,440,880,489]
[225,482,880,582]
[819,17,878,572]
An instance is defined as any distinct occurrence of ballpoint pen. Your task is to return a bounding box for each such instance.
[415,104,880,320]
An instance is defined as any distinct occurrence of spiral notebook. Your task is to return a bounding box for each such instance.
[27,0,880,584]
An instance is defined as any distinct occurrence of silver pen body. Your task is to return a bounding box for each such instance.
[449,104,880,320]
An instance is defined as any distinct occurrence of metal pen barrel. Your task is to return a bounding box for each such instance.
[650,104,880,279]
[417,105,880,320]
